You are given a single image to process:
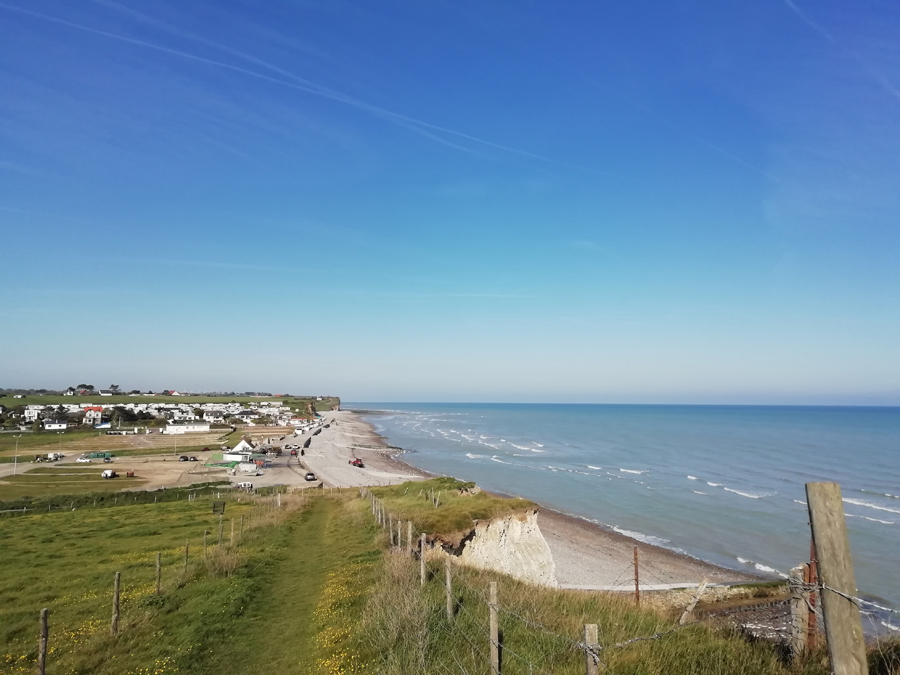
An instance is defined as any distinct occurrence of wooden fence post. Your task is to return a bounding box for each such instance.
[183,540,189,573]
[388,516,394,547]
[230,518,234,546]
[790,564,810,657]
[676,576,706,620]
[633,546,640,607]
[218,514,224,545]
[489,581,500,675]
[806,482,868,675]
[111,572,121,636]
[420,533,427,586]
[445,556,453,621]
[239,515,244,545]
[38,608,49,675]
[203,530,208,556]
[155,552,162,595]
[584,623,600,675]
[407,521,413,556]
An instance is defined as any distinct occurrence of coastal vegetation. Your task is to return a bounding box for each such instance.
[1,485,850,675]
[369,477,537,537]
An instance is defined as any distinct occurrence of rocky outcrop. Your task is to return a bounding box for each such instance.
[452,510,557,587]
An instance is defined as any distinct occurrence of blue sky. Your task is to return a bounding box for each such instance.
[1,0,898,403]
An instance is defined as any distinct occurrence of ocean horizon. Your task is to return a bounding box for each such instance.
[350,402,900,633]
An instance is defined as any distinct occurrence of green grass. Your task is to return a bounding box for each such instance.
[0,467,149,499]
[0,488,842,675]
[358,549,827,675]
[370,477,538,538]
[0,490,373,675]
[0,429,100,454]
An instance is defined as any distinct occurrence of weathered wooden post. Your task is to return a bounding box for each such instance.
[407,521,413,556]
[489,581,500,675]
[203,530,208,556]
[111,572,121,636]
[633,546,640,606]
[183,540,189,573]
[679,580,708,626]
[584,623,600,675]
[445,556,453,621]
[155,552,162,595]
[806,482,868,675]
[420,533,427,586]
[790,564,810,657]
[218,514,224,545]
[38,608,49,675]
[230,518,235,546]
[239,515,244,545]
[388,515,394,547]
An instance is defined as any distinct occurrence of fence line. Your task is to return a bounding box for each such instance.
[363,481,895,674]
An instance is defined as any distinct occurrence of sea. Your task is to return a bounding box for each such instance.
[350,403,900,632]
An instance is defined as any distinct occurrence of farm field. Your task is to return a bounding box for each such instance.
[0,491,378,675]
[0,467,149,500]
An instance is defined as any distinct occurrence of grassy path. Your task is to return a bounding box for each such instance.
[201,496,376,674]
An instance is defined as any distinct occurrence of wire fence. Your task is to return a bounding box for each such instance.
[361,486,897,675]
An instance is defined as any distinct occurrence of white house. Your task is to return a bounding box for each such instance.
[83,408,103,426]
[99,390,113,396]
[163,422,211,435]
[43,421,67,431]
[231,439,257,454]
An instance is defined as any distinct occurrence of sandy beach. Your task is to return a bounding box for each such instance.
[340,409,759,590]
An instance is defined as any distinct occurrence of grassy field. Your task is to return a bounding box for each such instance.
[0,490,376,675]
[0,487,853,675]
[0,467,149,500]
[0,429,230,459]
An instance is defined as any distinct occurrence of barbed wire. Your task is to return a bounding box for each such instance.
[362,488,899,672]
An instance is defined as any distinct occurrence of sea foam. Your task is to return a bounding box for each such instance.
[844,498,900,515]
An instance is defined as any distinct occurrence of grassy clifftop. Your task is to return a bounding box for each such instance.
[370,477,537,539]
[4,486,874,675]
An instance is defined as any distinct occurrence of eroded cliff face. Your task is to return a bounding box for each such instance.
[452,510,557,587]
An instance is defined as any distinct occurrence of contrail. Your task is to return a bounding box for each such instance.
[2,2,581,168]
[781,0,900,103]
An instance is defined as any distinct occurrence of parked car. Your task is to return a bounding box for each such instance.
[349,459,364,468]
[101,469,117,479]
[236,481,253,490]
[304,472,317,481]
[103,457,113,463]
[178,455,189,462]
[76,456,91,464]
[188,456,198,462]
[201,447,210,452]
[290,449,298,456]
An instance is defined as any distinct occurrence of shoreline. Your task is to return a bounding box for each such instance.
[345,408,761,588]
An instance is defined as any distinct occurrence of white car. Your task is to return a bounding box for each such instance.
[76,457,91,464]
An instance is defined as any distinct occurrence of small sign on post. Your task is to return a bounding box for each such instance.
[212,501,226,514]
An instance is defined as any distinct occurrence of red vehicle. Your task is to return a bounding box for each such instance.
[290,449,298,456]
[349,458,364,468]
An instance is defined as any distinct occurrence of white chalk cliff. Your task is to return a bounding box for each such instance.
[455,510,557,587]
